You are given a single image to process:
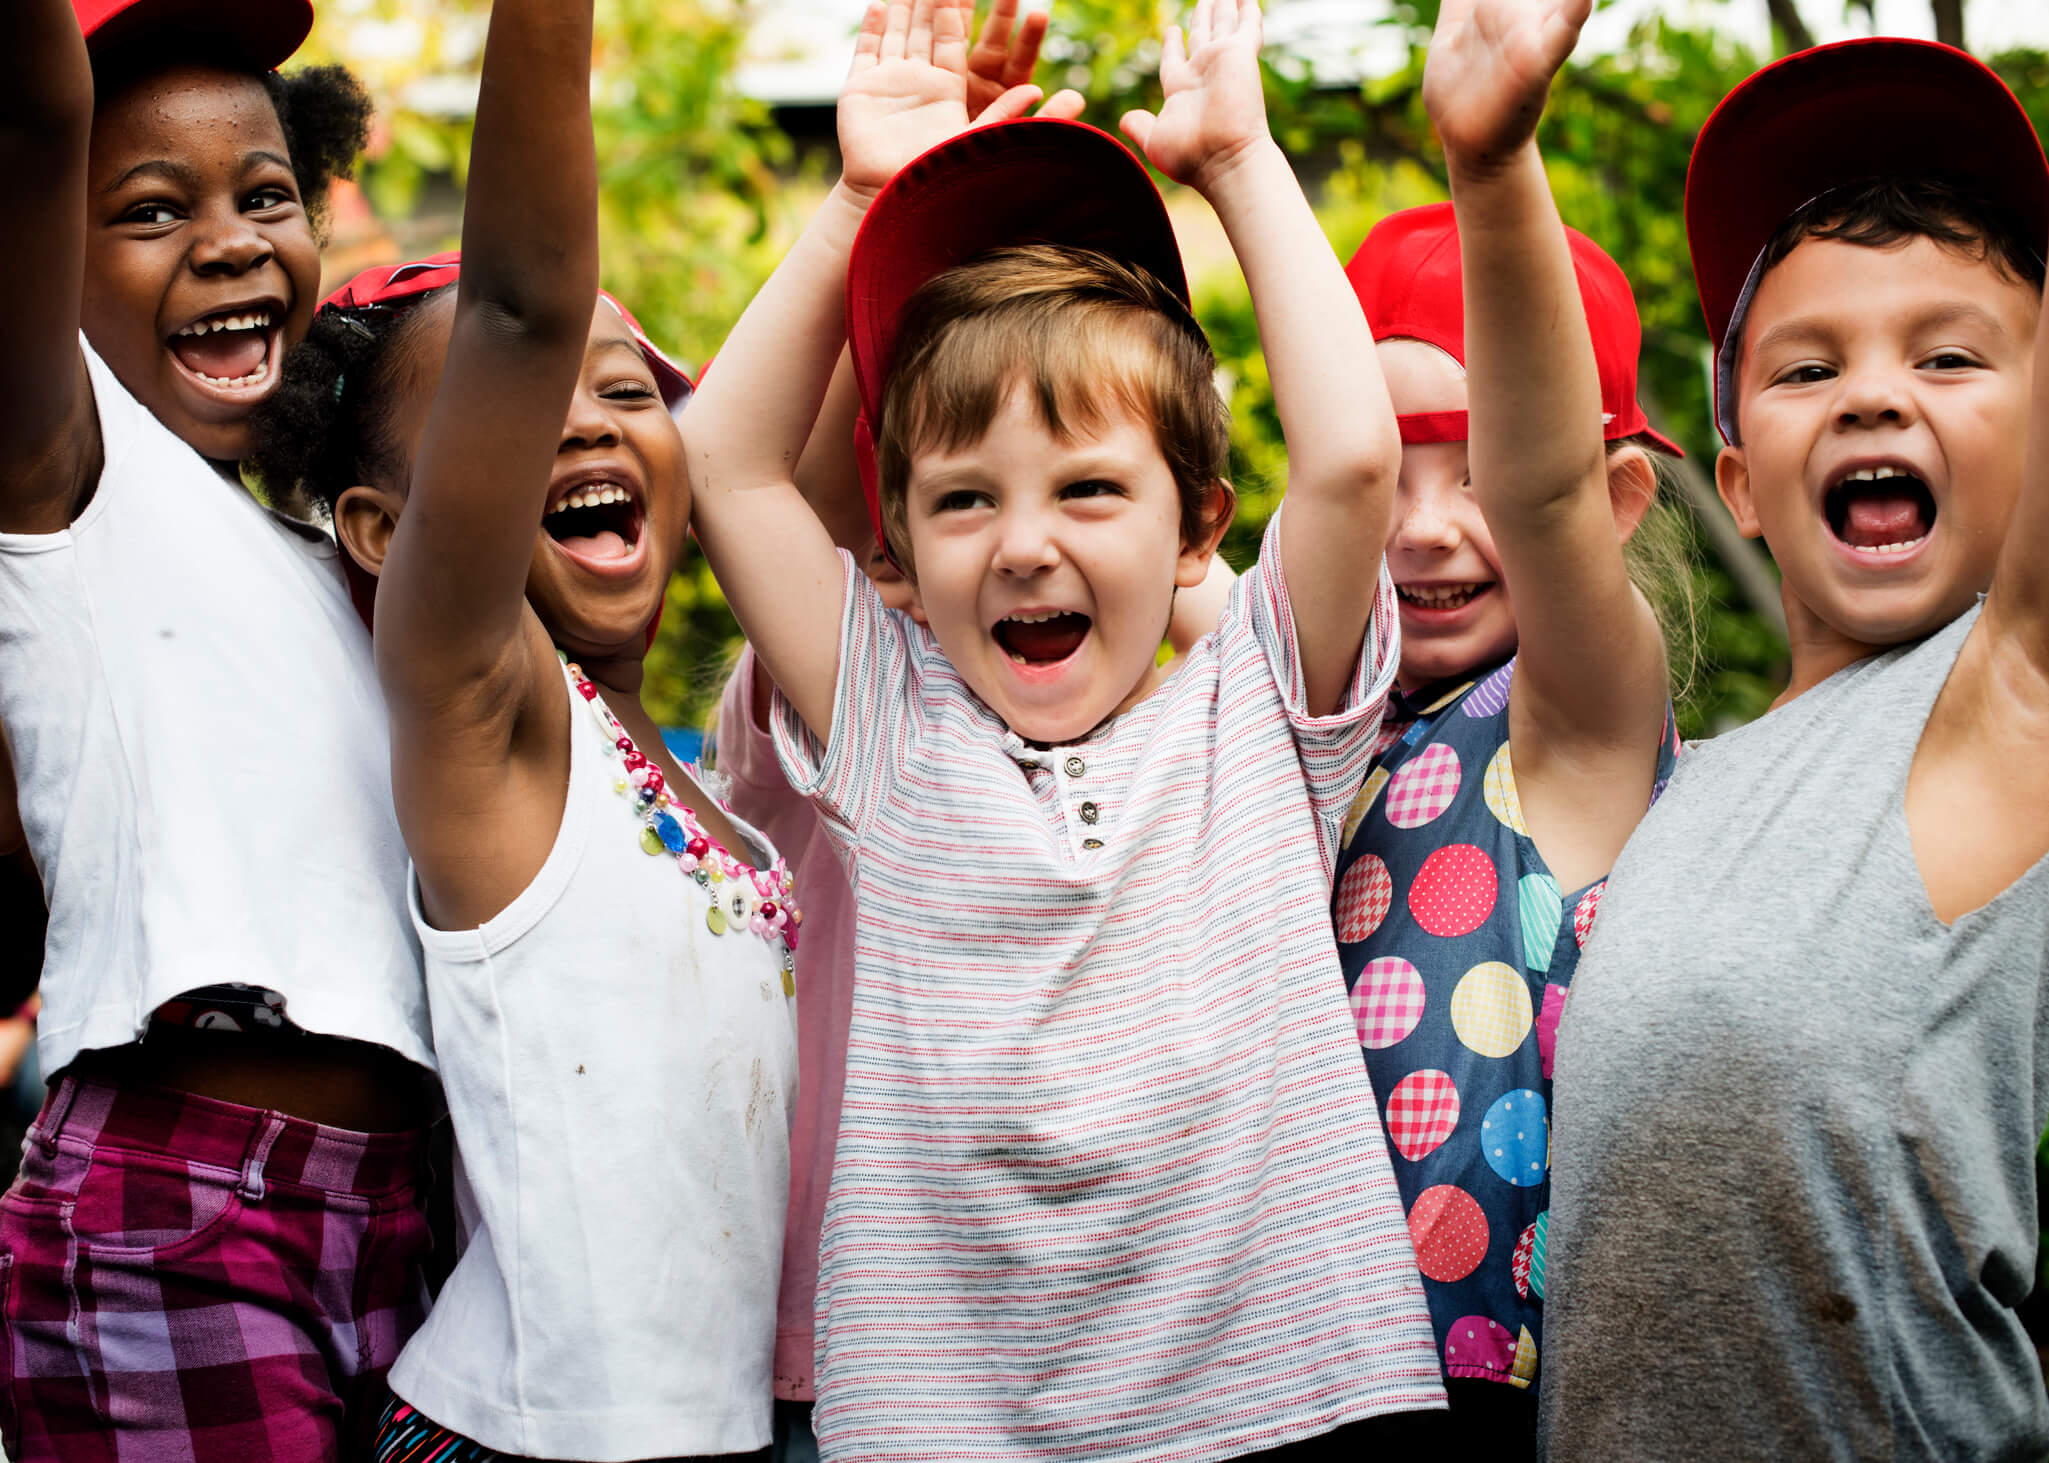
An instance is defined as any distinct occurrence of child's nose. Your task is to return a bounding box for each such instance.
[1833,362,1917,432]
[1393,493,1460,553]
[560,387,621,449]
[992,508,1060,575]
[188,209,272,277]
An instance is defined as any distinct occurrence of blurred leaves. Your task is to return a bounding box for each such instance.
[311,0,2048,735]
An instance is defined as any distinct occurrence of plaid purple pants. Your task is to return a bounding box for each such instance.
[0,1073,432,1461]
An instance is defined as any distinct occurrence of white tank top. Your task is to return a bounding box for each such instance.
[390,663,798,1460]
[0,342,429,1075]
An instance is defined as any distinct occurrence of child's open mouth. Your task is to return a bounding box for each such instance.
[544,479,645,567]
[1824,465,1937,558]
[1397,582,1492,614]
[993,610,1091,666]
[166,306,281,396]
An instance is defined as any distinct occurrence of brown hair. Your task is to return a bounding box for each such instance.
[875,245,1232,575]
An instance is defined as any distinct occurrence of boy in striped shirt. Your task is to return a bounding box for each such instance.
[685,0,1442,1456]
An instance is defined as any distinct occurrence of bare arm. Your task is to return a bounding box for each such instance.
[1426,0,1666,880]
[1123,0,1398,716]
[687,0,1041,743]
[1989,222,2049,650]
[373,0,599,714]
[0,0,98,534]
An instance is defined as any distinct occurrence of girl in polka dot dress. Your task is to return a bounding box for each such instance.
[1326,0,1688,1448]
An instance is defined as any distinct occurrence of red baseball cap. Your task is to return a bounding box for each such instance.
[1345,201,1680,456]
[1687,38,2049,443]
[321,252,696,410]
[845,117,1190,553]
[74,0,313,71]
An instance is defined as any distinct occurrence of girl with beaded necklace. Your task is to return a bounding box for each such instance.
[246,0,798,1455]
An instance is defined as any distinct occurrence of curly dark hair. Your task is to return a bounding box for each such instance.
[90,39,373,241]
[247,289,453,515]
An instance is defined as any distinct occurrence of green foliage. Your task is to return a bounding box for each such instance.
[322,0,2049,736]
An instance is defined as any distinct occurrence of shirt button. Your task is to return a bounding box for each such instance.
[1064,756,1086,777]
[1079,802,1100,824]
[1082,837,1104,850]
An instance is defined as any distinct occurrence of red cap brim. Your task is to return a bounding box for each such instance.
[1687,37,2049,358]
[845,118,1188,555]
[74,0,313,72]
[320,252,695,410]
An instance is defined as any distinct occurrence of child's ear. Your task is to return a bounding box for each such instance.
[1715,445,1764,538]
[1176,480,1238,588]
[333,484,405,579]
[1606,447,1658,543]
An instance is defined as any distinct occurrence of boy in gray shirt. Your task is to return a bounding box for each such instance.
[1539,36,2049,1461]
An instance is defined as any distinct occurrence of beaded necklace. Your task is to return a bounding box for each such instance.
[562,653,800,994]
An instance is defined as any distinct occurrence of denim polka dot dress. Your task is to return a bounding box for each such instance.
[1331,657,1678,1393]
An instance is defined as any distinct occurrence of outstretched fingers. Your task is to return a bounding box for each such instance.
[1036,86,1086,120]
[906,0,936,63]
[880,0,913,61]
[1003,8,1051,88]
[932,0,969,77]
[970,82,1044,125]
[970,0,1017,69]
[850,1,888,72]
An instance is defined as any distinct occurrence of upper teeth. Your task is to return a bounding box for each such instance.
[175,311,272,337]
[1004,610,1070,624]
[548,486,630,515]
[1847,466,1909,482]
[1399,584,1481,606]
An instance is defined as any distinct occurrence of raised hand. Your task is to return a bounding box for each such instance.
[839,0,1044,202]
[1118,0,1270,195]
[963,0,1088,124]
[1422,0,1590,169]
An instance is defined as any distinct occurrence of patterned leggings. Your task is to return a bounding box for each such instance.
[374,1398,507,1461]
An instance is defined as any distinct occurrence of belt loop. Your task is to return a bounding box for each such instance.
[237,1113,286,1203]
[35,1076,80,1157]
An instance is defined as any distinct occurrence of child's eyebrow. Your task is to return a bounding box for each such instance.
[100,158,199,195]
[1906,301,2014,341]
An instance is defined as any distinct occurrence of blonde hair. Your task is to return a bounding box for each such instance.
[875,245,1232,576]
[1609,434,1701,706]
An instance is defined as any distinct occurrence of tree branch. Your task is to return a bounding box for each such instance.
[1929,0,1965,50]
[1764,0,1816,54]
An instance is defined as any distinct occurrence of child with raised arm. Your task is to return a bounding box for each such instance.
[1322,0,1684,1448]
[242,0,801,1455]
[685,0,1442,1455]
[0,2,431,1454]
[1537,38,2049,1461]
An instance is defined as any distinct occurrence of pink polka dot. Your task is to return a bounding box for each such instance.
[1408,845,1497,937]
[1351,957,1426,1050]
[1444,1314,1517,1379]
[1384,1068,1460,1161]
[1383,743,1461,829]
[1335,855,1394,942]
[1573,881,1606,948]
[1408,1184,1489,1283]
[1535,981,1568,1081]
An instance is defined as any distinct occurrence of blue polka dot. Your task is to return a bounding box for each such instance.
[1480,1088,1549,1188]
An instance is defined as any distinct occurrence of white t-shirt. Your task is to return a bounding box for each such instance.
[392,664,799,1460]
[0,341,428,1074]
[772,512,1444,1463]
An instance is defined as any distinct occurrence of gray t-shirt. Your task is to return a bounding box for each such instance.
[1541,606,2049,1461]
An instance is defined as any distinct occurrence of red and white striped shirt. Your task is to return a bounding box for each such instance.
[773,513,1443,1461]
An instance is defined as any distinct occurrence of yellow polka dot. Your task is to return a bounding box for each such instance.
[1450,961,1533,1058]
[1344,766,1391,843]
[1484,741,1526,834]
[1510,1325,1538,1389]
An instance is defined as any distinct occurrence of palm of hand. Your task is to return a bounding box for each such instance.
[1141,39,1267,187]
[1423,0,1580,160]
[840,60,972,196]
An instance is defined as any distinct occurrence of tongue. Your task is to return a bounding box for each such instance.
[169,330,267,382]
[558,529,629,561]
[1842,490,1927,549]
[1001,614,1088,662]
